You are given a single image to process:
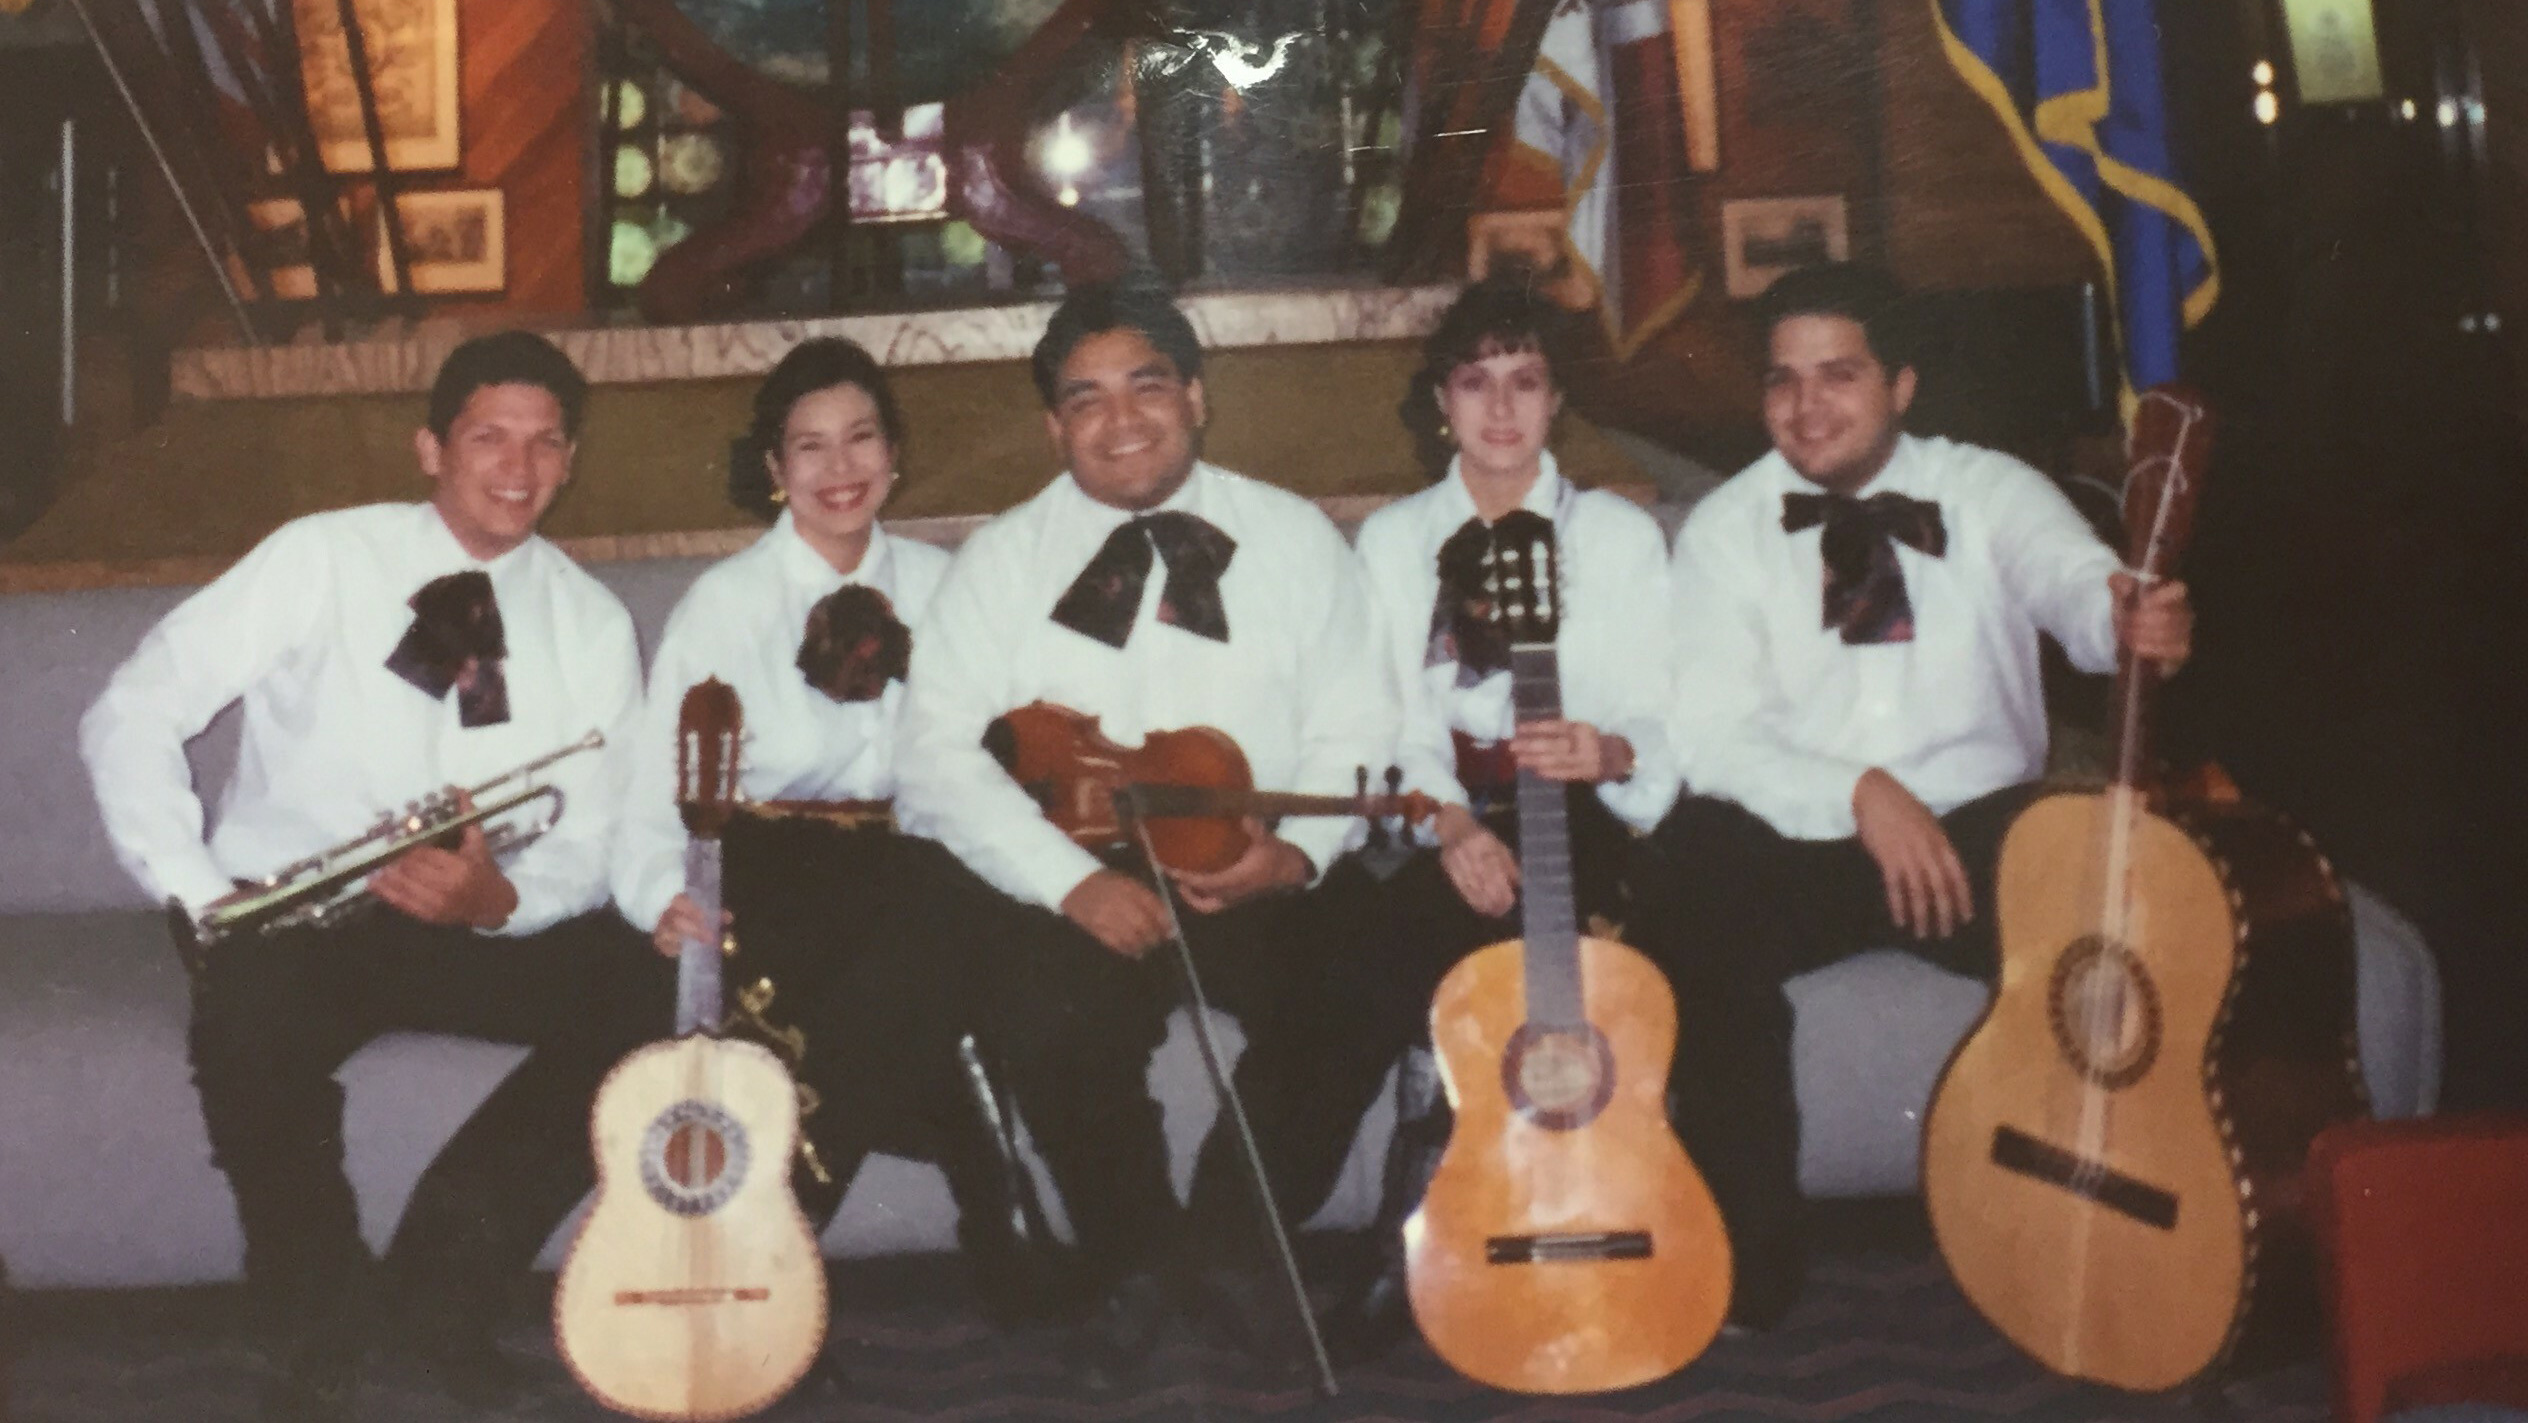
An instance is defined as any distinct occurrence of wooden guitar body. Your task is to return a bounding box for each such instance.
[1406,935,1731,1394]
[1924,789,2365,1391]
[556,1033,828,1421]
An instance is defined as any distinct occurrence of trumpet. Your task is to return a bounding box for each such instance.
[175,730,607,958]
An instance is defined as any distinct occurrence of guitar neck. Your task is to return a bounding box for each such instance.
[2110,650,2162,793]
[1509,643,1584,1032]
[674,837,724,1037]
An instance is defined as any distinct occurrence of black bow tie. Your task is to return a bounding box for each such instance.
[1781,491,1947,645]
[385,570,510,726]
[1050,511,1237,649]
[796,584,912,703]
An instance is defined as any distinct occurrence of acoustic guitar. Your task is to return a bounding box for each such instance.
[1921,389,2367,1390]
[555,679,827,1421]
[1404,510,1731,1394]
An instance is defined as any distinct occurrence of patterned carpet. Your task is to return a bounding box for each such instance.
[6,1208,2330,1423]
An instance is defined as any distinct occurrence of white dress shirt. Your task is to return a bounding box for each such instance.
[897,461,1398,911]
[1354,452,1681,833]
[611,516,950,935]
[81,502,643,934]
[1669,434,2122,841]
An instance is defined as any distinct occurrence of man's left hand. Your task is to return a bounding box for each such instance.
[1170,818,1312,915]
[2110,572,2193,675]
[1511,719,1634,784]
[369,794,519,929]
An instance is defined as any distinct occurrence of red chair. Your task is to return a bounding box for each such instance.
[2311,1115,2528,1423]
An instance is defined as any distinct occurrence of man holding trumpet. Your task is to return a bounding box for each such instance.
[80,332,661,1422]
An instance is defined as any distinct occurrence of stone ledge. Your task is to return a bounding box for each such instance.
[170,286,1460,402]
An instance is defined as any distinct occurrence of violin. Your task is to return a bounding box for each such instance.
[989,702,1437,874]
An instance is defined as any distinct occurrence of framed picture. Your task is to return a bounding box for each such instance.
[377,189,506,294]
[296,0,461,173]
[2280,0,2385,104]
[1721,195,1850,300]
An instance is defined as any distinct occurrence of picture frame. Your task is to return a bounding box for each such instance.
[377,189,507,294]
[296,0,462,173]
[1721,195,1851,300]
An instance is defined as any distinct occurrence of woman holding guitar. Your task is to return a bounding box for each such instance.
[607,339,1046,1334]
[1334,274,1703,1377]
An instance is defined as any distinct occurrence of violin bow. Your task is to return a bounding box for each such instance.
[1123,787,1340,1398]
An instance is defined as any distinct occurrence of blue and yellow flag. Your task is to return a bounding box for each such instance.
[1932,0,2218,415]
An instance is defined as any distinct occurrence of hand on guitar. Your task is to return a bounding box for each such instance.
[370,793,520,929]
[1062,869,1171,959]
[650,893,733,959]
[1435,803,1520,918]
[2111,573,2194,675]
[1511,718,1636,784]
[1852,769,1971,941]
[1170,818,1312,915]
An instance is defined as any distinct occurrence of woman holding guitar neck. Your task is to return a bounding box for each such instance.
[1331,273,1687,1362]
[610,339,1044,1326]
[1631,263,2194,1331]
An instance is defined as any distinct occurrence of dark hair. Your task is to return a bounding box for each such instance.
[1753,261,1917,374]
[427,330,588,440]
[1029,270,1204,407]
[728,337,906,521]
[1402,268,1576,477]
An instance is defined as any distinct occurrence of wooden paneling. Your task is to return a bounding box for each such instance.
[1875,0,2094,293]
[439,0,587,315]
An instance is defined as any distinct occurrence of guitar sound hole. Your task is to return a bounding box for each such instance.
[640,1100,753,1217]
[664,1122,728,1189]
[2046,936,2164,1089]
[1502,1024,1615,1131]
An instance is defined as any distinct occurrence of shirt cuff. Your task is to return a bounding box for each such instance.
[1018,838,1112,915]
[1277,815,1356,888]
[161,858,240,925]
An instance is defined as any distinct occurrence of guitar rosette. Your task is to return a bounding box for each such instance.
[639,1099,753,1217]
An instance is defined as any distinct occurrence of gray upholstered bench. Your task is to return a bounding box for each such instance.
[0,503,2443,1289]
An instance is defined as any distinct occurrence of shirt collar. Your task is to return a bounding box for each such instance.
[1777,434,1920,502]
[768,507,894,595]
[1436,450,1568,528]
[417,501,536,580]
[1059,459,1216,532]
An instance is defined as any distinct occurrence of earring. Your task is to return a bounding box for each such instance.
[1438,420,1454,444]
[769,484,788,505]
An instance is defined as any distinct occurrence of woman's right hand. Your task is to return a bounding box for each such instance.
[1435,803,1520,919]
[651,893,728,958]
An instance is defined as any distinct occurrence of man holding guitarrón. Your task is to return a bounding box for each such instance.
[1633,263,2196,1331]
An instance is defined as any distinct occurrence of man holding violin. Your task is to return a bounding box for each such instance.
[897,272,1403,1390]
[80,332,664,1422]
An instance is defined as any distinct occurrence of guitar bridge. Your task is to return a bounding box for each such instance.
[1484,1231,1653,1264]
[1990,1125,2180,1230]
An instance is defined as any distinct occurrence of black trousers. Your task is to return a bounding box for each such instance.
[1628,784,2037,1278]
[978,855,1418,1292]
[1378,786,1639,991]
[185,908,667,1349]
[717,817,1036,1235]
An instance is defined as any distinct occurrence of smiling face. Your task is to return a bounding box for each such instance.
[415,382,575,560]
[1044,328,1207,512]
[1437,344,1561,490]
[768,381,895,571]
[1762,313,1917,495]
